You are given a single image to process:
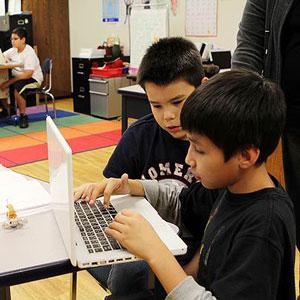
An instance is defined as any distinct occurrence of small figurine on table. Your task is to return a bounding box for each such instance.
[2,203,27,229]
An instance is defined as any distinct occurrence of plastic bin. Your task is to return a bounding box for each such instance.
[91,67,125,78]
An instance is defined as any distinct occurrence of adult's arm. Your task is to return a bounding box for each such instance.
[231,0,267,73]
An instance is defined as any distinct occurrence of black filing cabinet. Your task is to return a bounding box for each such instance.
[72,57,104,115]
[0,13,33,51]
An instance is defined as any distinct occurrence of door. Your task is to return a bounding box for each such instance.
[22,0,71,98]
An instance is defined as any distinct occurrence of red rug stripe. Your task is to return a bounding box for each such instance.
[0,156,17,167]
[68,134,119,153]
[0,130,121,166]
[98,129,121,142]
[0,143,48,165]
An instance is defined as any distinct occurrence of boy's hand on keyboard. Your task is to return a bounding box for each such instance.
[73,174,131,207]
[105,209,166,261]
[102,174,131,208]
[74,182,106,204]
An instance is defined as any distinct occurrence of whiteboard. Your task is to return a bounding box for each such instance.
[186,0,218,37]
[8,0,21,14]
[0,0,5,16]
[129,5,169,72]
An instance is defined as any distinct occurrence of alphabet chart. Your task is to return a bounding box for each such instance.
[186,0,218,37]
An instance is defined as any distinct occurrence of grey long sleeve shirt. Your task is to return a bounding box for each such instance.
[140,180,217,300]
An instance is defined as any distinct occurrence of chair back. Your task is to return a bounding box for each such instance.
[42,58,53,93]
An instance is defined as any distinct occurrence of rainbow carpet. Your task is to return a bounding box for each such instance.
[0,106,121,167]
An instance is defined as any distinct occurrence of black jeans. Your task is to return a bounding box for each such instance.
[282,127,300,249]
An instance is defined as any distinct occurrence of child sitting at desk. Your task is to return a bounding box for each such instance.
[80,69,296,299]
[0,27,43,128]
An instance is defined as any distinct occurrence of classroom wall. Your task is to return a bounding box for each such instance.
[69,0,247,58]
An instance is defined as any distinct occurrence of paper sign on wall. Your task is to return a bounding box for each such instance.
[186,0,218,36]
[102,0,120,22]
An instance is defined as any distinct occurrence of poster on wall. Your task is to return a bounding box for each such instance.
[186,0,218,36]
[102,0,120,22]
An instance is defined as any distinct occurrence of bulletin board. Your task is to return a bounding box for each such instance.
[186,0,218,37]
[129,4,169,73]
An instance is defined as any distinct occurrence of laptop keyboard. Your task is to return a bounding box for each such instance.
[74,201,123,253]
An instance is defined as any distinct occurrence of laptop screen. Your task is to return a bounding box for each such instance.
[210,50,232,69]
[46,116,77,266]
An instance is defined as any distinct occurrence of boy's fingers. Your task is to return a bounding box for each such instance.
[105,227,122,241]
[108,220,126,232]
[121,173,129,185]
[73,191,81,201]
[90,187,102,205]
[119,209,134,217]
[73,188,86,201]
[83,187,92,201]
[103,180,120,207]
[114,211,130,224]
[103,191,112,208]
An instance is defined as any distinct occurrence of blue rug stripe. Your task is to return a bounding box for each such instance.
[28,110,76,122]
[0,109,76,128]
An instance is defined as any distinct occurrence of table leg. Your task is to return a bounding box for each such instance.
[70,271,77,300]
[121,96,128,134]
[0,287,11,300]
[0,70,9,116]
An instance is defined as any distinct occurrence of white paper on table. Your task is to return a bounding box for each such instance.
[0,166,51,220]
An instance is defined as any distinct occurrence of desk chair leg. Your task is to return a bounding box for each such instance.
[70,271,77,300]
[35,93,40,106]
[44,94,49,116]
[0,287,11,300]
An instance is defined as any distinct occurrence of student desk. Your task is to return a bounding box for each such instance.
[0,64,23,114]
[118,84,151,134]
[0,64,22,70]
[0,173,78,300]
[0,65,19,100]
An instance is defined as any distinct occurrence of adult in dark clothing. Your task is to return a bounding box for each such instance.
[90,70,296,299]
[232,1,300,294]
[232,0,299,251]
[74,37,207,299]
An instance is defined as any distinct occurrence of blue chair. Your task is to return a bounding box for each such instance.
[27,58,56,118]
[8,58,56,125]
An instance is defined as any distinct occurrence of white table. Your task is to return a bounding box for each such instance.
[0,169,77,300]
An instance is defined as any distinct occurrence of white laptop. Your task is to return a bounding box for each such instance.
[0,49,6,65]
[46,116,187,268]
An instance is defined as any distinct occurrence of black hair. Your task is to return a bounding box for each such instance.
[12,27,27,41]
[137,37,205,89]
[181,69,286,165]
